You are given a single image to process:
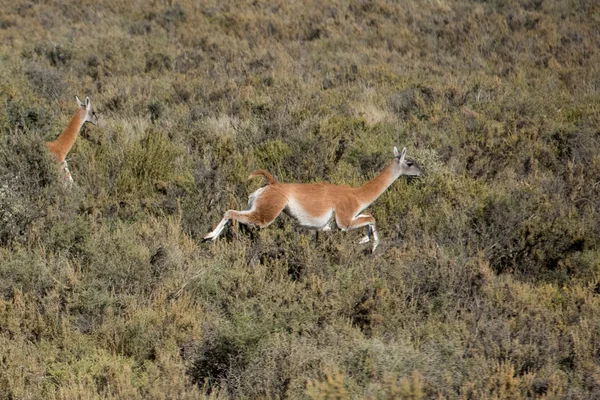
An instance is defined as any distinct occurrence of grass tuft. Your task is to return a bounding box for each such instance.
[1,0,599,398]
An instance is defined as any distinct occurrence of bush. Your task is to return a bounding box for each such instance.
[24,62,67,101]
[0,125,66,245]
[34,42,72,67]
[1,0,600,398]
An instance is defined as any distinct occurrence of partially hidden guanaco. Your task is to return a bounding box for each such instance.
[204,146,422,252]
[46,96,98,184]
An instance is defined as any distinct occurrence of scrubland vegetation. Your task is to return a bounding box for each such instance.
[1,0,599,398]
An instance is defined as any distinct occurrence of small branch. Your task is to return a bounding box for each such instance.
[169,270,205,299]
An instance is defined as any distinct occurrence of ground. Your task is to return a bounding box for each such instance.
[0,0,599,398]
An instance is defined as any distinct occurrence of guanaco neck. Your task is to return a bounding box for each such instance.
[355,161,400,205]
[46,109,86,162]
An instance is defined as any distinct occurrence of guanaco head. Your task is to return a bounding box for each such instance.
[393,146,422,177]
[76,95,98,126]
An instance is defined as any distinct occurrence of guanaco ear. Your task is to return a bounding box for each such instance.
[76,95,84,107]
[85,97,91,110]
[400,147,407,162]
[393,146,400,158]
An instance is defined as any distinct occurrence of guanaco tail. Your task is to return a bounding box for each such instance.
[204,146,422,252]
[46,96,98,184]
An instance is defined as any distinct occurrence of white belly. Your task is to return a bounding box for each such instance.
[285,198,333,229]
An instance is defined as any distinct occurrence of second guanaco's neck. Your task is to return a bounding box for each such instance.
[355,161,399,205]
[48,109,86,162]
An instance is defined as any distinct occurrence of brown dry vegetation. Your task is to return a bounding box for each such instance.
[1,0,599,398]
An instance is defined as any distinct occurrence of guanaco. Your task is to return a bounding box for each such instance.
[204,146,422,252]
[46,96,98,184]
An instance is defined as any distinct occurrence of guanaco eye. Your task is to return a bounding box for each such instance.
[406,161,413,166]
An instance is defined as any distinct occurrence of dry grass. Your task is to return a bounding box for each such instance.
[1,0,600,398]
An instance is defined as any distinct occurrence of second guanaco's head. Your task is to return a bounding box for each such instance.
[76,95,98,126]
[393,146,422,177]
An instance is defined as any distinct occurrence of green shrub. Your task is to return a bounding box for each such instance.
[1,0,600,398]
[34,42,72,67]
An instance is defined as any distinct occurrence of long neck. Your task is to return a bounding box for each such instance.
[355,162,400,206]
[52,109,86,159]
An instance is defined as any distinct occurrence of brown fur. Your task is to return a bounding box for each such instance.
[46,108,87,162]
[45,97,98,184]
[205,147,422,251]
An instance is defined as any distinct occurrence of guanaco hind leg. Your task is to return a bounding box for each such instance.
[204,188,288,241]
